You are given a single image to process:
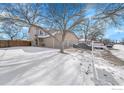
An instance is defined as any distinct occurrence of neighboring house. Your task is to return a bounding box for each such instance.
[28,26,79,49]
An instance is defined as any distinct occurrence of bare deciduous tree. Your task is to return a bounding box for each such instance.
[121,38,124,45]
[1,4,61,44]
[1,3,86,53]
[76,18,105,42]
[46,4,86,53]
[88,22,105,41]
[93,4,124,27]
[76,19,90,42]
[1,20,22,40]
[1,4,114,53]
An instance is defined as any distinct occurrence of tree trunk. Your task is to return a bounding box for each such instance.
[60,31,66,53]
[60,40,64,53]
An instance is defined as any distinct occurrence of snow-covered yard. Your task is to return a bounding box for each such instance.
[110,44,124,61]
[0,47,124,85]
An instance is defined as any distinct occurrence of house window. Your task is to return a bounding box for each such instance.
[40,31,43,35]
[40,31,46,35]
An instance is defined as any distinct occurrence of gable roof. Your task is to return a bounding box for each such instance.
[29,25,79,40]
[38,31,79,40]
[28,25,59,33]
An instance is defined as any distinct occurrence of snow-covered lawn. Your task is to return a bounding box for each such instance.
[111,44,124,61]
[0,47,124,85]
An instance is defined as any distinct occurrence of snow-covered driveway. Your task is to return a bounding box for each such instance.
[0,47,124,85]
[0,47,81,85]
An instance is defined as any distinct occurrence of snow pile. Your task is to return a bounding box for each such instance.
[0,47,59,60]
[111,44,124,61]
[0,49,44,61]
[0,49,27,60]
[0,50,5,57]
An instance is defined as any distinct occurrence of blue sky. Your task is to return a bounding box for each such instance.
[105,27,124,41]
[85,4,124,41]
[0,3,124,41]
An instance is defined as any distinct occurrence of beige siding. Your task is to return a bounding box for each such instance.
[28,25,79,48]
[38,32,78,49]
[28,26,46,46]
[64,32,78,48]
[28,26,37,46]
[29,26,37,39]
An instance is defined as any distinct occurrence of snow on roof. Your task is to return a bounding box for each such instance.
[38,35,50,38]
[37,32,59,38]
[79,38,85,41]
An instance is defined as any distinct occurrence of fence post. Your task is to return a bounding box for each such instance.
[7,40,9,47]
[91,41,98,83]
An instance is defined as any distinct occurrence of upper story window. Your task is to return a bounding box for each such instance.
[39,31,47,36]
[40,31,43,35]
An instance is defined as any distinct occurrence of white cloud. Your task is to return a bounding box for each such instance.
[115,28,124,33]
[115,27,124,33]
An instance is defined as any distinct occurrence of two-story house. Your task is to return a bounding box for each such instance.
[28,25,79,49]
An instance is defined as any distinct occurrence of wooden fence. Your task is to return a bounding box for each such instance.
[0,40,31,48]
